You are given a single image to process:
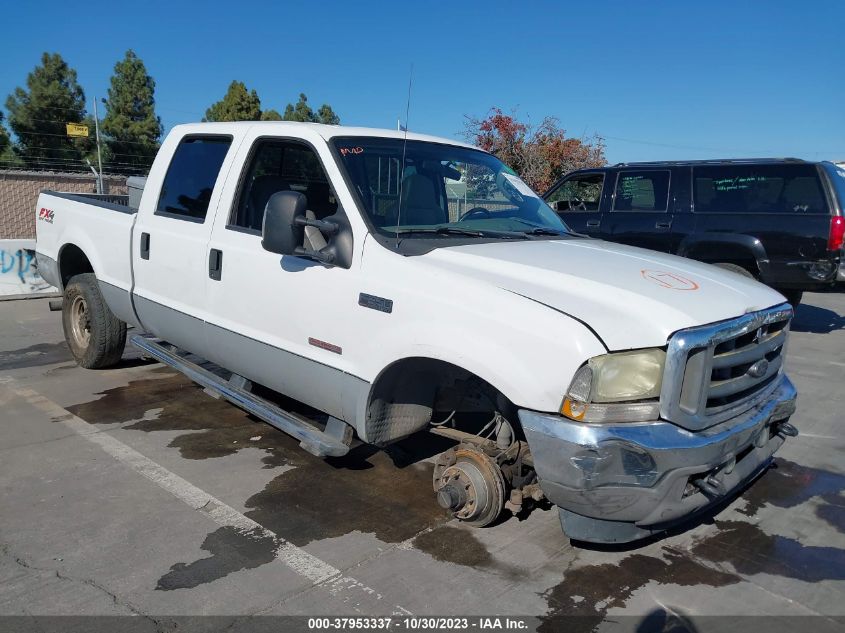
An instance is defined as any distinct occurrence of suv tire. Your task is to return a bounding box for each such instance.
[62,273,127,368]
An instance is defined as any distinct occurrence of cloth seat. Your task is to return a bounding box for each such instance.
[248,175,290,230]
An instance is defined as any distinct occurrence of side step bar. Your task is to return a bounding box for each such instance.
[130,335,352,457]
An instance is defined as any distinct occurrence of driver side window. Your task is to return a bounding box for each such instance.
[547,173,605,212]
[229,140,337,233]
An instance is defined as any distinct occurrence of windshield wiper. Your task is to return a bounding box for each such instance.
[522,227,567,236]
[395,227,524,239]
[500,217,568,236]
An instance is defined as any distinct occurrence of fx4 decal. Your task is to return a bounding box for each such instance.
[38,207,55,224]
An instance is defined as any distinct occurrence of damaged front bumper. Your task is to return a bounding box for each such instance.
[518,375,797,544]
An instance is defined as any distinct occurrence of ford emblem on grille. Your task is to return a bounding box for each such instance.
[747,359,770,378]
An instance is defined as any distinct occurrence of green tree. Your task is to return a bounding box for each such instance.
[204,81,261,122]
[316,103,340,125]
[102,50,163,170]
[0,111,10,157]
[260,108,282,121]
[0,112,19,166]
[5,52,90,168]
[283,93,340,125]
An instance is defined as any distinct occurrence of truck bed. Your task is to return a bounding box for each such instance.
[34,190,138,321]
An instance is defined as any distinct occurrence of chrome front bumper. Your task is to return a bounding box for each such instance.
[519,375,797,543]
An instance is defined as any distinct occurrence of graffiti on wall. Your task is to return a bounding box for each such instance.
[0,240,57,296]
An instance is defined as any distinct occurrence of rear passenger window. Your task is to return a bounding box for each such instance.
[694,164,828,214]
[230,140,337,232]
[156,136,232,221]
[613,171,670,212]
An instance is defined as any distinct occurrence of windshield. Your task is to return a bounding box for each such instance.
[332,137,570,239]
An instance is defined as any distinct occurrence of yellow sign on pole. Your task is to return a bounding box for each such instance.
[66,123,89,138]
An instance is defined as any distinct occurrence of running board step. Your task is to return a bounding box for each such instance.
[130,335,352,457]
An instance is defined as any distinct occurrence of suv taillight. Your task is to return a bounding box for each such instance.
[829,216,845,251]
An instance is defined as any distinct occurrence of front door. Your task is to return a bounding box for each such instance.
[545,171,607,237]
[132,134,237,355]
[203,132,365,422]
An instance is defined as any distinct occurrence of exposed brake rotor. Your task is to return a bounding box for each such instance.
[432,445,506,527]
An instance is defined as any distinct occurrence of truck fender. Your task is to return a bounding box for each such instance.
[57,238,101,287]
[355,347,525,446]
[56,238,141,328]
[352,321,603,445]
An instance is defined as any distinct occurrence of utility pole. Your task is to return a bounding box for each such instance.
[92,97,104,194]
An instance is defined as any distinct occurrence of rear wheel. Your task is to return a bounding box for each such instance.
[713,262,755,278]
[62,273,127,368]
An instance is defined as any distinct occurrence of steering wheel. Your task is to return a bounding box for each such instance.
[458,207,492,221]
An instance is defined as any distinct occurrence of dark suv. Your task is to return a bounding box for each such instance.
[544,159,845,305]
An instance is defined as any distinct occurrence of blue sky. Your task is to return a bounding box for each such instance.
[1,1,843,164]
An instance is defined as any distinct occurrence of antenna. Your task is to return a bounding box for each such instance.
[395,63,413,248]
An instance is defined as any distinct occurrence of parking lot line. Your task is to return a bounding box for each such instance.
[1,380,412,616]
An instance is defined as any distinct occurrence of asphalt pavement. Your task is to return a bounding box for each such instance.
[1,292,843,633]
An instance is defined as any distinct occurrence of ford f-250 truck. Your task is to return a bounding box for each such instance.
[35,122,798,543]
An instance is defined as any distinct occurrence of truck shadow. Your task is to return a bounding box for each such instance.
[791,303,845,333]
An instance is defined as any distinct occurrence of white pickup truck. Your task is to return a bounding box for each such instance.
[35,122,798,543]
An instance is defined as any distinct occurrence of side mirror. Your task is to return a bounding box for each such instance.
[261,190,353,268]
[262,191,306,256]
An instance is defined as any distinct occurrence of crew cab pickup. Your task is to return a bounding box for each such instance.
[35,122,798,543]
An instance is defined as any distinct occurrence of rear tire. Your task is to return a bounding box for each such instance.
[713,262,755,278]
[62,273,127,368]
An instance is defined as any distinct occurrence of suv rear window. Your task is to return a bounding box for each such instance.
[694,164,828,214]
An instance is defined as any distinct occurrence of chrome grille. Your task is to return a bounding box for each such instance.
[660,304,793,430]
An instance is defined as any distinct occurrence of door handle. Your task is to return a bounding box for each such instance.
[208,248,223,281]
[140,232,150,260]
[586,220,601,228]
[655,221,672,230]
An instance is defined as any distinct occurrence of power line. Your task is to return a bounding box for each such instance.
[20,116,161,140]
[13,143,157,159]
[601,134,840,157]
[1,151,152,165]
[11,130,159,145]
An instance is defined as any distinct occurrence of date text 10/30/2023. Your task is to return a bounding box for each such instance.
[308,617,530,630]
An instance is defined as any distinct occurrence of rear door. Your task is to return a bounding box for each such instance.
[602,169,675,252]
[544,170,607,237]
[131,133,237,355]
[691,163,834,285]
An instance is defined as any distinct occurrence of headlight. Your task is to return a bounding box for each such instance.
[561,349,665,424]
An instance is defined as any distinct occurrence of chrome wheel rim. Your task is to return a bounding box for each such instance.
[69,295,91,348]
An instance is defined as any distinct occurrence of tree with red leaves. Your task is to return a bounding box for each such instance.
[464,108,606,193]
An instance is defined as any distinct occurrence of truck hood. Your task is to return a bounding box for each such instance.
[421,238,787,350]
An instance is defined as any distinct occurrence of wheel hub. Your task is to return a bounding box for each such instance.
[69,295,91,348]
[433,446,505,527]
